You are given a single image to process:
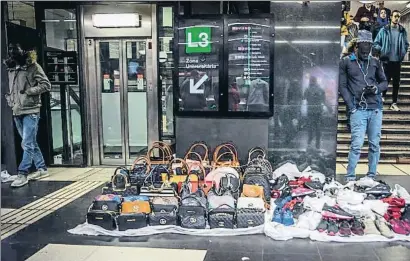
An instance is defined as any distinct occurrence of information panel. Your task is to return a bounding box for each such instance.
[46,51,78,84]
[177,19,222,112]
[227,18,272,112]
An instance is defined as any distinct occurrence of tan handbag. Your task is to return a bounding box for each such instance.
[147,142,172,165]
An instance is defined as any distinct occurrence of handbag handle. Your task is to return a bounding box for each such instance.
[130,155,151,172]
[169,158,189,175]
[213,144,238,163]
[187,162,206,180]
[187,142,209,162]
[152,141,173,158]
[147,144,170,163]
[213,151,237,168]
[248,147,266,162]
[184,151,203,164]
[111,167,130,191]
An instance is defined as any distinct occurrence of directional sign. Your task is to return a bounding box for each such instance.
[190,74,208,94]
[186,27,212,54]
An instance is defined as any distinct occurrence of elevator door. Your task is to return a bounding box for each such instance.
[95,39,151,165]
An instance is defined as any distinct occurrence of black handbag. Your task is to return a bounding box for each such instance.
[243,167,271,204]
[236,208,265,228]
[208,206,236,229]
[139,165,176,197]
[102,167,138,196]
[178,205,207,229]
[91,194,121,212]
[117,213,148,231]
[86,210,117,230]
[129,156,151,186]
[149,205,178,226]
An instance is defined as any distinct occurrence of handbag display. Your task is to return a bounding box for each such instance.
[236,197,265,228]
[129,156,151,186]
[117,199,151,231]
[207,191,236,229]
[102,167,138,196]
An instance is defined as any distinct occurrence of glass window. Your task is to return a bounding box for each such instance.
[227,18,272,112]
[177,19,223,112]
[44,9,77,51]
[159,6,175,137]
[8,1,36,29]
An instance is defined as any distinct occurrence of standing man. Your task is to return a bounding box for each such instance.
[339,30,388,181]
[374,10,409,111]
[4,43,51,187]
[354,2,377,24]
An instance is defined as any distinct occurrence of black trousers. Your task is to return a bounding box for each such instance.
[383,61,401,104]
[307,112,322,149]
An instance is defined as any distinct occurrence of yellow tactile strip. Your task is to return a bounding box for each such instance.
[1,181,104,240]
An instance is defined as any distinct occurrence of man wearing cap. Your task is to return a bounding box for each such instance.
[339,30,388,181]
[374,10,409,111]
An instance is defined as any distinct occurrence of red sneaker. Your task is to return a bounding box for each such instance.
[401,219,410,233]
[390,220,410,235]
[382,198,405,208]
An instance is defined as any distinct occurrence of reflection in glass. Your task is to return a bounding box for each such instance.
[99,41,122,159]
[126,41,148,159]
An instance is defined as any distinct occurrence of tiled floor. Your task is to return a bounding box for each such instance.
[1,166,410,261]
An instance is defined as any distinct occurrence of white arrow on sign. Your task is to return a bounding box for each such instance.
[189,74,208,94]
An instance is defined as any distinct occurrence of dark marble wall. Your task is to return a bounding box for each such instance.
[269,2,341,176]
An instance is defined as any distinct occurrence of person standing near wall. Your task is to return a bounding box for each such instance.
[4,43,51,187]
[339,30,387,181]
[374,10,409,111]
[354,2,377,27]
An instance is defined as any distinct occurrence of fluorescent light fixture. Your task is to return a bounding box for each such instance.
[63,19,77,22]
[275,26,340,29]
[41,20,60,23]
[407,2,410,8]
[92,13,140,28]
[275,40,339,44]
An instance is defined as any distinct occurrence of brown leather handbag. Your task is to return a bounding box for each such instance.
[147,142,173,165]
[212,143,240,169]
[121,201,151,214]
[185,142,210,166]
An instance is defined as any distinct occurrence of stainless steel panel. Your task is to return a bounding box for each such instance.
[146,5,159,146]
[82,4,152,38]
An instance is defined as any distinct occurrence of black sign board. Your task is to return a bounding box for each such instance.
[226,18,272,112]
[46,51,78,84]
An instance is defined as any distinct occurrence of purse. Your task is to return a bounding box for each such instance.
[147,142,173,166]
[241,184,265,200]
[185,142,210,168]
[129,156,151,186]
[167,158,189,184]
[139,165,176,197]
[243,167,271,205]
[178,188,207,229]
[91,194,121,212]
[86,194,121,230]
[236,197,265,228]
[149,197,179,226]
[102,167,138,196]
[212,143,240,168]
[117,199,151,231]
[179,164,206,197]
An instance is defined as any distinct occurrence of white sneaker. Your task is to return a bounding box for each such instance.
[10,174,28,188]
[363,217,381,235]
[356,177,380,188]
[375,216,394,239]
[390,103,401,111]
[337,190,366,205]
[296,211,322,230]
[394,184,410,204]
[28,169,49,181]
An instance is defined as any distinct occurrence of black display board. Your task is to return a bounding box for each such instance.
[46,51,78,84]
[174,15,274,118]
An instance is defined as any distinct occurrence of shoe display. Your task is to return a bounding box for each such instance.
[390,103,401,111]
[292,187,315,197]
[305,181,323,190]
[374,216,394,238]
[351,218,364,236]
[272,174,289,191]
[322,204,354,220]
[327,220,338,236]
[317,218,328,232]
[389,219,409,236]
[338,220,352,237]
[272,207,283,223]
[363,217,381,235]
[282,209,295,226]
[10,174,28,188]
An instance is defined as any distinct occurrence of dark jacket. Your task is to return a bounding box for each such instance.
[5,51,51,116]
[374,24,409,62]
[304,83,325,114]
[354,5,376,23]
[339,53,387,111]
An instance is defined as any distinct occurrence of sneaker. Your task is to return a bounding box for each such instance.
[339,220,352,237]
[356,177,380,188]
[393,184,410,204]
[375,216,395,238]
[275,196,292,208]
[363,217,381,235]
[10,174,28,188]
[27,168,49,181]
[390,103,401,111]
[351,218,364,236]
[327,220,339,236]
[400,219,410,233]
[322,204,354,220]
[317,218,328,232]
[282,209,294,226]
[272,174,289,190]
[382,197,405,208]
[389,219,408,236]
[305,181,323,190]
[272,207,283,223]
[292,202,304,219]
[345,176,356,182]
[365,182,392,196]
[292,187,315,197]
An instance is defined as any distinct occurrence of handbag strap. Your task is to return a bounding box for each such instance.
[187,142,209,162]
[130,155,151,172]
[248,147,266,163]
[169,157,189,173]
[213,151,237,168]
[148,144,171,162]
[184,151,204,164]
[152,141,173,158]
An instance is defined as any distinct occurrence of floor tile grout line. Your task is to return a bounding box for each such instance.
[392,164,409,176]
[315,243,323,261]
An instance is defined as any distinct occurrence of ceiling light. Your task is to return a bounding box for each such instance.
[92,13,140,28]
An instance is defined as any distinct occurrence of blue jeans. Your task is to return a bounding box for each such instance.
[346,109,382,179]
[14,113,47,175]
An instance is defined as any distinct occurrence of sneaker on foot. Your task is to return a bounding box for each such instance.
[375,216,395,238]
[28,168,49,181]
[363,217,381,235]
[10,174,28,188]
[390,103,401,111]
[351,218,364,236]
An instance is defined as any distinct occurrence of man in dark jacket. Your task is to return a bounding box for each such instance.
[4,43,51,187]
[354,2,377,24]
[339,30,388,181]
[374,10,409,111]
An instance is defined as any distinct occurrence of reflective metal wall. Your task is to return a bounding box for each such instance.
[268,1,341,176]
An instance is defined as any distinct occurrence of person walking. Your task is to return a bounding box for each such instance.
[339,30,388,181]
[374,10,409,111]
[4,43,51,187]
